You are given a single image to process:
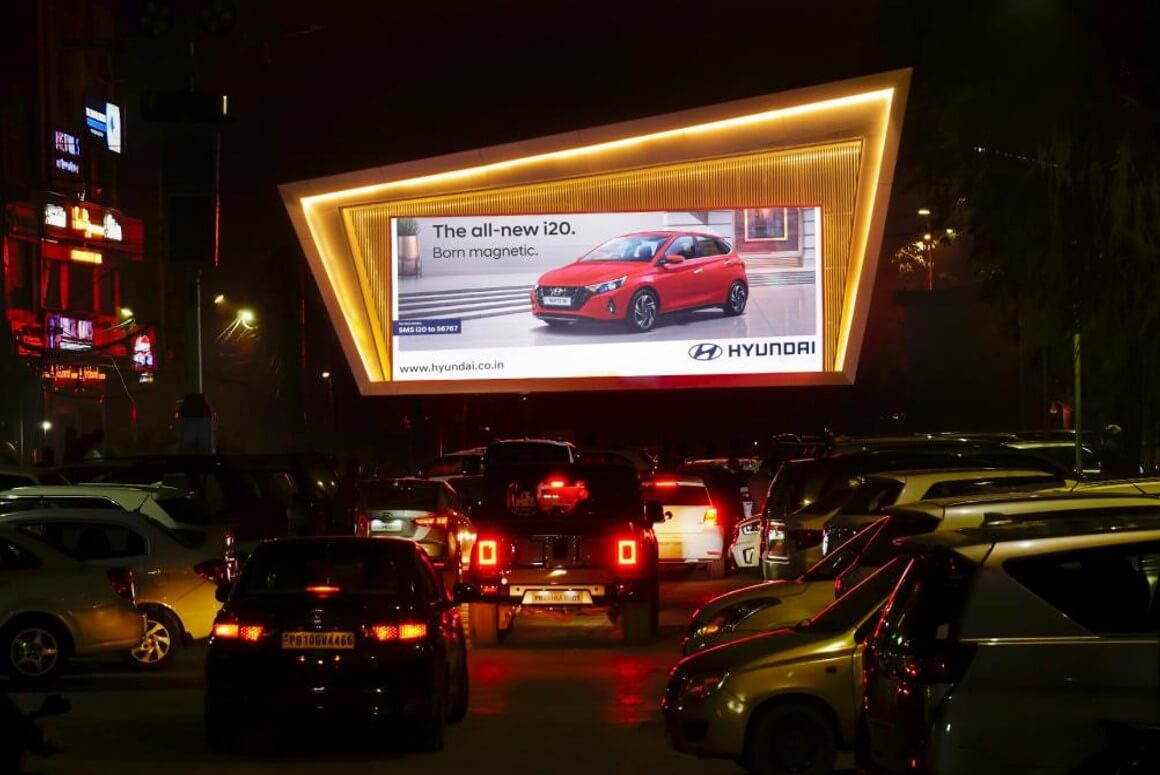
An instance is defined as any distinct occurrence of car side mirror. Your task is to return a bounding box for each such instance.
[214,583,233,603]
[453,583,480,605]
[645,500,665,524]
[663,254,685,265]
[38,694,70,717]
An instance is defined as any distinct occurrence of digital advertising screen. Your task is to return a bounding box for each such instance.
[389,208,822,382]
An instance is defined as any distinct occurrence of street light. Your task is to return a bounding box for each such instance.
[236,308,256,328]
[40,420,52,433]
[213,294,226,305]
[321,371,331,379]
[917,207,932,216]
[119,307,134,319]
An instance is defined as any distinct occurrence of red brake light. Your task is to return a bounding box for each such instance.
[212,621,264,642]
[213,622,239,639]
[548,479,567,488]
[415,516,450,528]
[368,622,428,642]
[702,507,718,527]
[650,480,679,488]
[307,584,341,595]
[107,568,135,602]
[355,508,370,537]
[617,539,638,566]
[477,539,498,566]
[239,625,264,642]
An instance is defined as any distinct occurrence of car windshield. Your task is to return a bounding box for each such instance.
[801,519,884,581]
[235,541,417,598]
[804,557,907,633]
[579,234,669,262]
[361,481,440,511]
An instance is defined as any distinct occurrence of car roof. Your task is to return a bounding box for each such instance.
[0,507,144,524]
[2,484,190,498]
[864,468,1061,482]
[442,447,486,457]
[616,229,722,240]
[1063,477,1160,494]
[897,513,1160,555]
[892,491,1160,518]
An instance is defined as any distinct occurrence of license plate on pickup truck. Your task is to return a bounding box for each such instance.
[519,589,595,605]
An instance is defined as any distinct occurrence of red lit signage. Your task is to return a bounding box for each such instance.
[42,364,107,385]
[131,332,155,372]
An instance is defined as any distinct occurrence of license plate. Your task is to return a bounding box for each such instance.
[281,631,355,650]
[542,296,572,307]
[371,518,403,533]
[520,589,594,605]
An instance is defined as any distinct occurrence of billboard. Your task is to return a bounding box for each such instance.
[280,70,910,395]
[389,208,822,381]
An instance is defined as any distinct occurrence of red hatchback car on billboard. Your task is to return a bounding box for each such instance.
[531,231,749,332]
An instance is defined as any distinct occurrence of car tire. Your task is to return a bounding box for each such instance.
[470,602,500,647]
[746,703,837,775]
[446,658,469,724]
[706,556,727,579]
[621,600,657,645]
[1,616,70,687]
[626,289,659,332]
[127,608,183,670]
[415,693,446,753]
[724,280,748,316]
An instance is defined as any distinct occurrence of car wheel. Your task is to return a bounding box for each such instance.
[2,617,69,687]
[746,703,837,775]
[706,556,727,579]
[127,608,183,670]
[470,602,500,647]
[446,657,469,724]
[621,600,657,645]
[626,289,659,332]
[724,280,748,316]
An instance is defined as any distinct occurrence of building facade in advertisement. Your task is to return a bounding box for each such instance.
[280,71,910,395]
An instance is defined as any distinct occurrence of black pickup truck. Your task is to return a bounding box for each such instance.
[462,463,664,645]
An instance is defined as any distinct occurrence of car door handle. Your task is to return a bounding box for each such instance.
[693,268,704,274]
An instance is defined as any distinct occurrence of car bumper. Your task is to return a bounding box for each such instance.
[657,532,724,564]
[729,533,761,568]
[531,287,632,322]
[70,605,147,655]
[471,568,652,606]
[663,691,747,758]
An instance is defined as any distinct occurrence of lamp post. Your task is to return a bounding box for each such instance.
[918,208,934,290]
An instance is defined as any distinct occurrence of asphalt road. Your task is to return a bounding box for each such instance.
[8,572,765,775]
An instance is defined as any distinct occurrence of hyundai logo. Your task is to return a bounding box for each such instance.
[550,287,565,296]
[688,343,723,361]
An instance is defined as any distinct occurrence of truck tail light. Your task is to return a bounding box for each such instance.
[107,567,135,602]
[617,539,639,566]
[471,534,506,579]
[478,539,498,566]
[702,507,719,527]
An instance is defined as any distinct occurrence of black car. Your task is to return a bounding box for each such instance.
[464,463,664,646]
[205,537,469,753]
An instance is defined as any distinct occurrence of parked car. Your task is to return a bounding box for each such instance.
[480,439,578,468]
[748,434,832,516]
[0,524,143,685]
[727,515,763,569]
[0,484,219,549]
[0,466,68,491]
[664,558,908,774]
[759,445,1069,579]
[531,230,748,332]
[677,459,751,528]
[416,447,485,480]
[864,512,1160,774]
[684,518,889,655]
[817,467,1068,555]
[577,448,657,476]
[205,537,469,753]
[0,508,224,669]
[356,478,476,576]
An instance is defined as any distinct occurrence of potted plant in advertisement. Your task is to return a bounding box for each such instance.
[397,218,421,277]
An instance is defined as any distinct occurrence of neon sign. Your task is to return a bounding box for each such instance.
[43,364,106,384]
[69,248,103,265]
[44,204,67,228]
[71,205,122,242]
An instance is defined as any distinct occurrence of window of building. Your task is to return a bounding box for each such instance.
[68,263,94,313]
[744,207,789,241]
[5,238,35,310]
[42,261,62,309]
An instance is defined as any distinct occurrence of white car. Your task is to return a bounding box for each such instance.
[1,524,144,685]
[727,515,763,569]
[643,477,727,577]
[865,511,1160,774]
[0,508,224,670]
[0,484,222,549]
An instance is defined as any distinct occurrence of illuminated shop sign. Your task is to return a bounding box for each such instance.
[52,130,82,174]
[131,332,155,372]
[69,248,102,264]
[42,364,106,385]
[71,206,122,241]
[43,203,68,228]
[85,100,123,153]
[281,70,910,395]
[46,314,94,351]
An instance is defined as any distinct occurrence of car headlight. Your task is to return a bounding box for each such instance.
[585,275,627,294]
[677,672,729,703]
[691,599,780,640]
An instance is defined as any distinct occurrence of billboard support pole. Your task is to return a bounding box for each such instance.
[194,268,203,393]
[1073,329,1082,475]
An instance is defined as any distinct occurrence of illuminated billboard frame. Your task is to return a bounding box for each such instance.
[280,70,910,395]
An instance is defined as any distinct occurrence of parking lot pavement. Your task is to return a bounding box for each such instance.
[9,572,762,775]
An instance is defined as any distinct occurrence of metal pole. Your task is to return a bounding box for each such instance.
[1073,330,1083,475]
[194,268,203,393]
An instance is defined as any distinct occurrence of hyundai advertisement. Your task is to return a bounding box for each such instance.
[390,208,822,381]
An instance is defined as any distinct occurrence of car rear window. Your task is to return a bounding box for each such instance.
[360,481,441,512]
[476,465,641,520]
[642,482,711,506]
[235,541,418,598]
[484,443,573,467]
[872,552,975,652]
